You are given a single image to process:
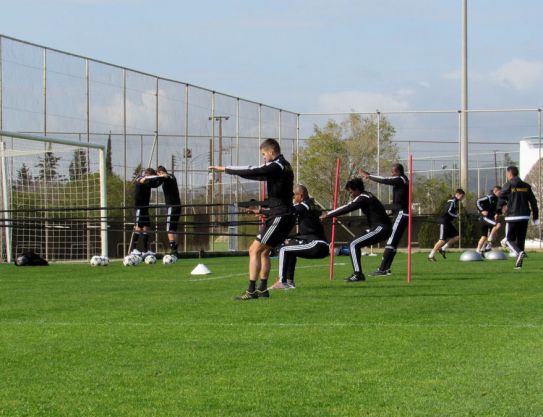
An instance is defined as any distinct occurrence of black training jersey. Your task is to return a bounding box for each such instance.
[161,174,181,206]
[134,175,163,207]
[438,197,460,224]
[476,193,498,217]
[293,198,328,242]
[368,174,409,214]
[498,177,539,222]
[327,192,390,228]
[225,154,294,216]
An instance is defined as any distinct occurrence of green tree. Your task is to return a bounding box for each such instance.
[36,151,61,181]
[297,114,398,207]
[69,149,88,181]
[16,163,32,184]
[106,133,113,174]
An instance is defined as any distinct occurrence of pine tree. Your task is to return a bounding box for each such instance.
[68,148,88,180]
[36,151,61,181]
[16,163,32,184]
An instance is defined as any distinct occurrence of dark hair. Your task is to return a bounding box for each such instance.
[144,168,157,176]
[455,188,465,195]
[392,163,405,175]
[507,166,519,177]
[157,165,167,173]
[260,138,281,154]
[294,184,308,199]
[345,178,365,192]
[492,185,502,192]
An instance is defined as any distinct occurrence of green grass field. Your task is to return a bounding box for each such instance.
[1,252,542,417]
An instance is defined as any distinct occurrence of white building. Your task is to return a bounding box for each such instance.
[519,138,543,179]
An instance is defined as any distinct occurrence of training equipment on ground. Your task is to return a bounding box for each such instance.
[191,263,211,275]
[484,250,507,261]
[90,256,102,266]
[100,256,109,266]
[132,255,143,265]
[163,254,178,265]
[123,255,137,266]
[144,255,157,264]
[459,250,483,262]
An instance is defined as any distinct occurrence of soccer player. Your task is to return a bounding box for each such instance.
[157,166,181,255]
[497,166,539,269]
[270,184,329,290]
[320,178,391,282]
[209,138,295,300]
[130,168,163,256]
[475,186,502,255]
[428,188,465,261]
[359,163,408,276]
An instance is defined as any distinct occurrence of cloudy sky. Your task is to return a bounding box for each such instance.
[1,0,543,114]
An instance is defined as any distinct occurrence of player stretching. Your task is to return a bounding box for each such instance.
[130,168,163,257]
[270,184,329,290]
[497,166,539,269]
[475,186,502,256]
[157,166,181,256]
[359,163,409,276]
[209,138,294,300]
[320,178,391,282]
[428,189,465,261]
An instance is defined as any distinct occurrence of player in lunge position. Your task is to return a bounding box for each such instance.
[320,178,391,282]
[270,184,329,290]
[358,163,408,276]
[209,138,294,300]
[428,189,465,261]
[475,186,502,256]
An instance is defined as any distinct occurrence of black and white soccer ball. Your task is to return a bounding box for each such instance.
[163,254,177,265]
[90,256,102,266]
[123,255,137,267]
[144,255,157,264]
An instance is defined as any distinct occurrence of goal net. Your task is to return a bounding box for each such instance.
[0,131,108,262]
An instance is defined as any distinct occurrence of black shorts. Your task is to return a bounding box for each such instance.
[166,206,181,232]
[439,222,458,240]
[256,214,295,247]
[479,216,497,236]
[134,207,150,228]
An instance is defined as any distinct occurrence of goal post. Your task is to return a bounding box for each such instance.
[0,130,108,262]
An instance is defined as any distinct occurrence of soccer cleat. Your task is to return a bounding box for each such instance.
[386,269,392,275]
[438,248,447,259]
[257,289,270,298]
[285,280,296,289]
[368,269,388,277]
[344,273,366,282]
[484,242,493,252]
[500,238,507,249]
[514,251,526,269]
[427,256,436,262]
[235,290,259,301]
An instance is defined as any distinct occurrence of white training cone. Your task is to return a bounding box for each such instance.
[191,263,212,275]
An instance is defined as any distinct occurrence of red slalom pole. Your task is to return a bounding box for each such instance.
[407,154,413,283]
[329,158,341,281]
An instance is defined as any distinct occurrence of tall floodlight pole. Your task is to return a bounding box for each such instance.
[460,0,469,192]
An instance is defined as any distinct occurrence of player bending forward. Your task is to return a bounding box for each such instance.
[428,189,465,261]
[320,178,391,282]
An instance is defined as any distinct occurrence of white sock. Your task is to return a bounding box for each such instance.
[442,243,449,251]
[429,250,436,257]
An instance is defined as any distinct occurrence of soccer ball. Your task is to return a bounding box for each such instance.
[90,255,102,266]
[163,254,177,265]
[123,255,137,266]
[144,255,157,264]
[132,255,143,265]
[100,256,109,266]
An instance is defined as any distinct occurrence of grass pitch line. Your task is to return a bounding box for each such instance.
[1,320,540,329]
[187,262,347,282]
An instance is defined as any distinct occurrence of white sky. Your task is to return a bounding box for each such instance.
[1,0,543,113]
